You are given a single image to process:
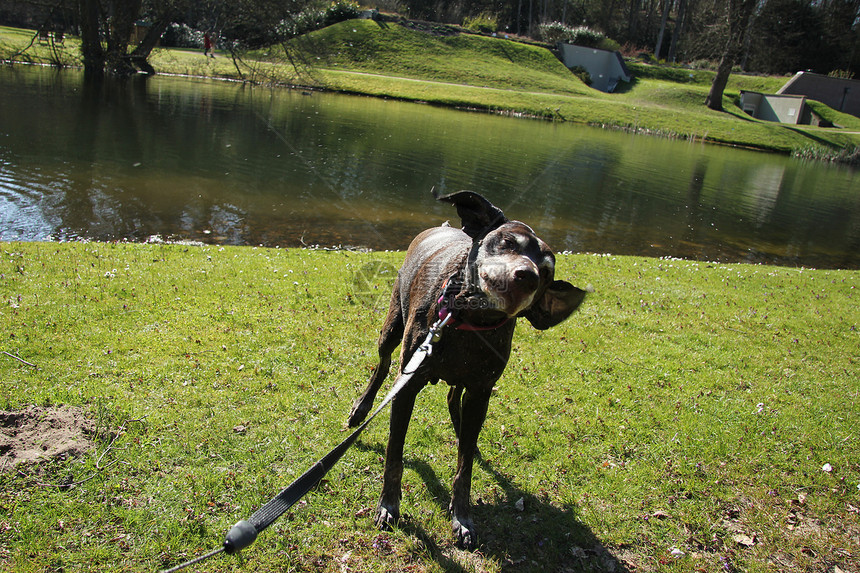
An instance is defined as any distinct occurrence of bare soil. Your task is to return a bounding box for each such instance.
[0,405,95,470]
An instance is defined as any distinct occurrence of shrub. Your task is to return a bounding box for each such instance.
[538,22,606,48]
[293,9,326,35]
[161,24,205,49]
[569,65,592,86]
[463,12,498,34]
[538,21,572,44]
[324,0,362,26]
[597,37,620,52]
[690,59,718,71]
[278,0,361,39]
[569,26,605,48]
[828,69,855,79]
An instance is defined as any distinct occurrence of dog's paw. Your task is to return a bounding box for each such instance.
[452,517,477,550]
[374,504,400,530]
[347,400,370,428]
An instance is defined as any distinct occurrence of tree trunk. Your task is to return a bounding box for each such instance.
[131,16,169,59]
[528,0,533,37]
[105,0,143,75]
[667,0,686,62]
[129,15,171,74]
[705,55,733,110]
[704,0,759,111]
[78,0,104,77]
[654,0,670,59]
[627,0,640,44]
[516,0,523,35]
[77,0,148,77]
[600,0,617,32]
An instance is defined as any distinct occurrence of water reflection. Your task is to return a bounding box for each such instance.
[0,66,858,268]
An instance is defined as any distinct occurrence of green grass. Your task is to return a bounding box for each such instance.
[295,21,592,96]
[1,241,858,572]
[3,21,860,156]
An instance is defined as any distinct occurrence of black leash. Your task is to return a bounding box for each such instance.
[160,313,452,573]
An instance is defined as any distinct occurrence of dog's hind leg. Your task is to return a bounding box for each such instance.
[348,281,405,427]
[447,385,482,460]
[447,385,464,441]
[449,387,491,550]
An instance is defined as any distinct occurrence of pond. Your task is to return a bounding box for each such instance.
[1,66,858,269]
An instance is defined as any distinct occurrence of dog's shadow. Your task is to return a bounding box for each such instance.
[354,442,630,572]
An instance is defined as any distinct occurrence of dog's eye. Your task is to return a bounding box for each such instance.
[499,237,517,250]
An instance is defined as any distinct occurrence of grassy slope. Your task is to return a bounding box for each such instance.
[3,22,860,154]
[295,20,860,153]
[1,241,858,573]
[295,21,593,95]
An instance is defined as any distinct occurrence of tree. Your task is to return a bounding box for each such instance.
[129,0,185,74]
[76,0,184,76]
[73,0,303,77]
[654,0,670,58]
[76,0,144,76]
[745,0,824,74]
[818,0,860,73]
[704,0,759,111]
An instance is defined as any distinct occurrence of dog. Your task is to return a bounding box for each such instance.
[347,190,586,549]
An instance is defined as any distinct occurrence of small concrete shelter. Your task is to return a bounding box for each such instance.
[557,43,631,92]
[739,91,813,124]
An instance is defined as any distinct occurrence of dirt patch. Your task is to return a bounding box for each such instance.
[0,405,95,470]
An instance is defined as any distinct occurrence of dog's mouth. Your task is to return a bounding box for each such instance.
[478,271,538,317]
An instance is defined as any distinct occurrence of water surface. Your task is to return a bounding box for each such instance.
[1,66,858,268]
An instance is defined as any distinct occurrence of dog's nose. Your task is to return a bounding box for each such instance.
[512,268,539,291]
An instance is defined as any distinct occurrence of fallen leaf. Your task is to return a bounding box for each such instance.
[732,534,755,547]
[354,507,371,518]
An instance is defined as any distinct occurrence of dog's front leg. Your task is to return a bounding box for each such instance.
[449,387,491,550]
[349,281,405,427]
[376,384,420,529]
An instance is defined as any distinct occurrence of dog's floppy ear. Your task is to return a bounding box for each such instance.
[522,280,586,330]
[434,190,507,239]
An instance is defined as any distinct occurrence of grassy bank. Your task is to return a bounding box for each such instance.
[1,240,858,572]
[3,22,860,156]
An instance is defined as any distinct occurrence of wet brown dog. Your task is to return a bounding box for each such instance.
[348,191,586,549]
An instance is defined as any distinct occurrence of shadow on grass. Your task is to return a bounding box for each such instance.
[355,441,630,572]
[780,123,842,148]
[610,76,638,94]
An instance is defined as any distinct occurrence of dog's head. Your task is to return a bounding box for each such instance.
[436,190,586,329]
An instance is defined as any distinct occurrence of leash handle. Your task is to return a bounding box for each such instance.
[224,520,257,553]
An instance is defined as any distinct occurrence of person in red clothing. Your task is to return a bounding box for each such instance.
[203,33,214,57]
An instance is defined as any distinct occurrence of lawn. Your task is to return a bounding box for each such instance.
[1,241,857,572]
